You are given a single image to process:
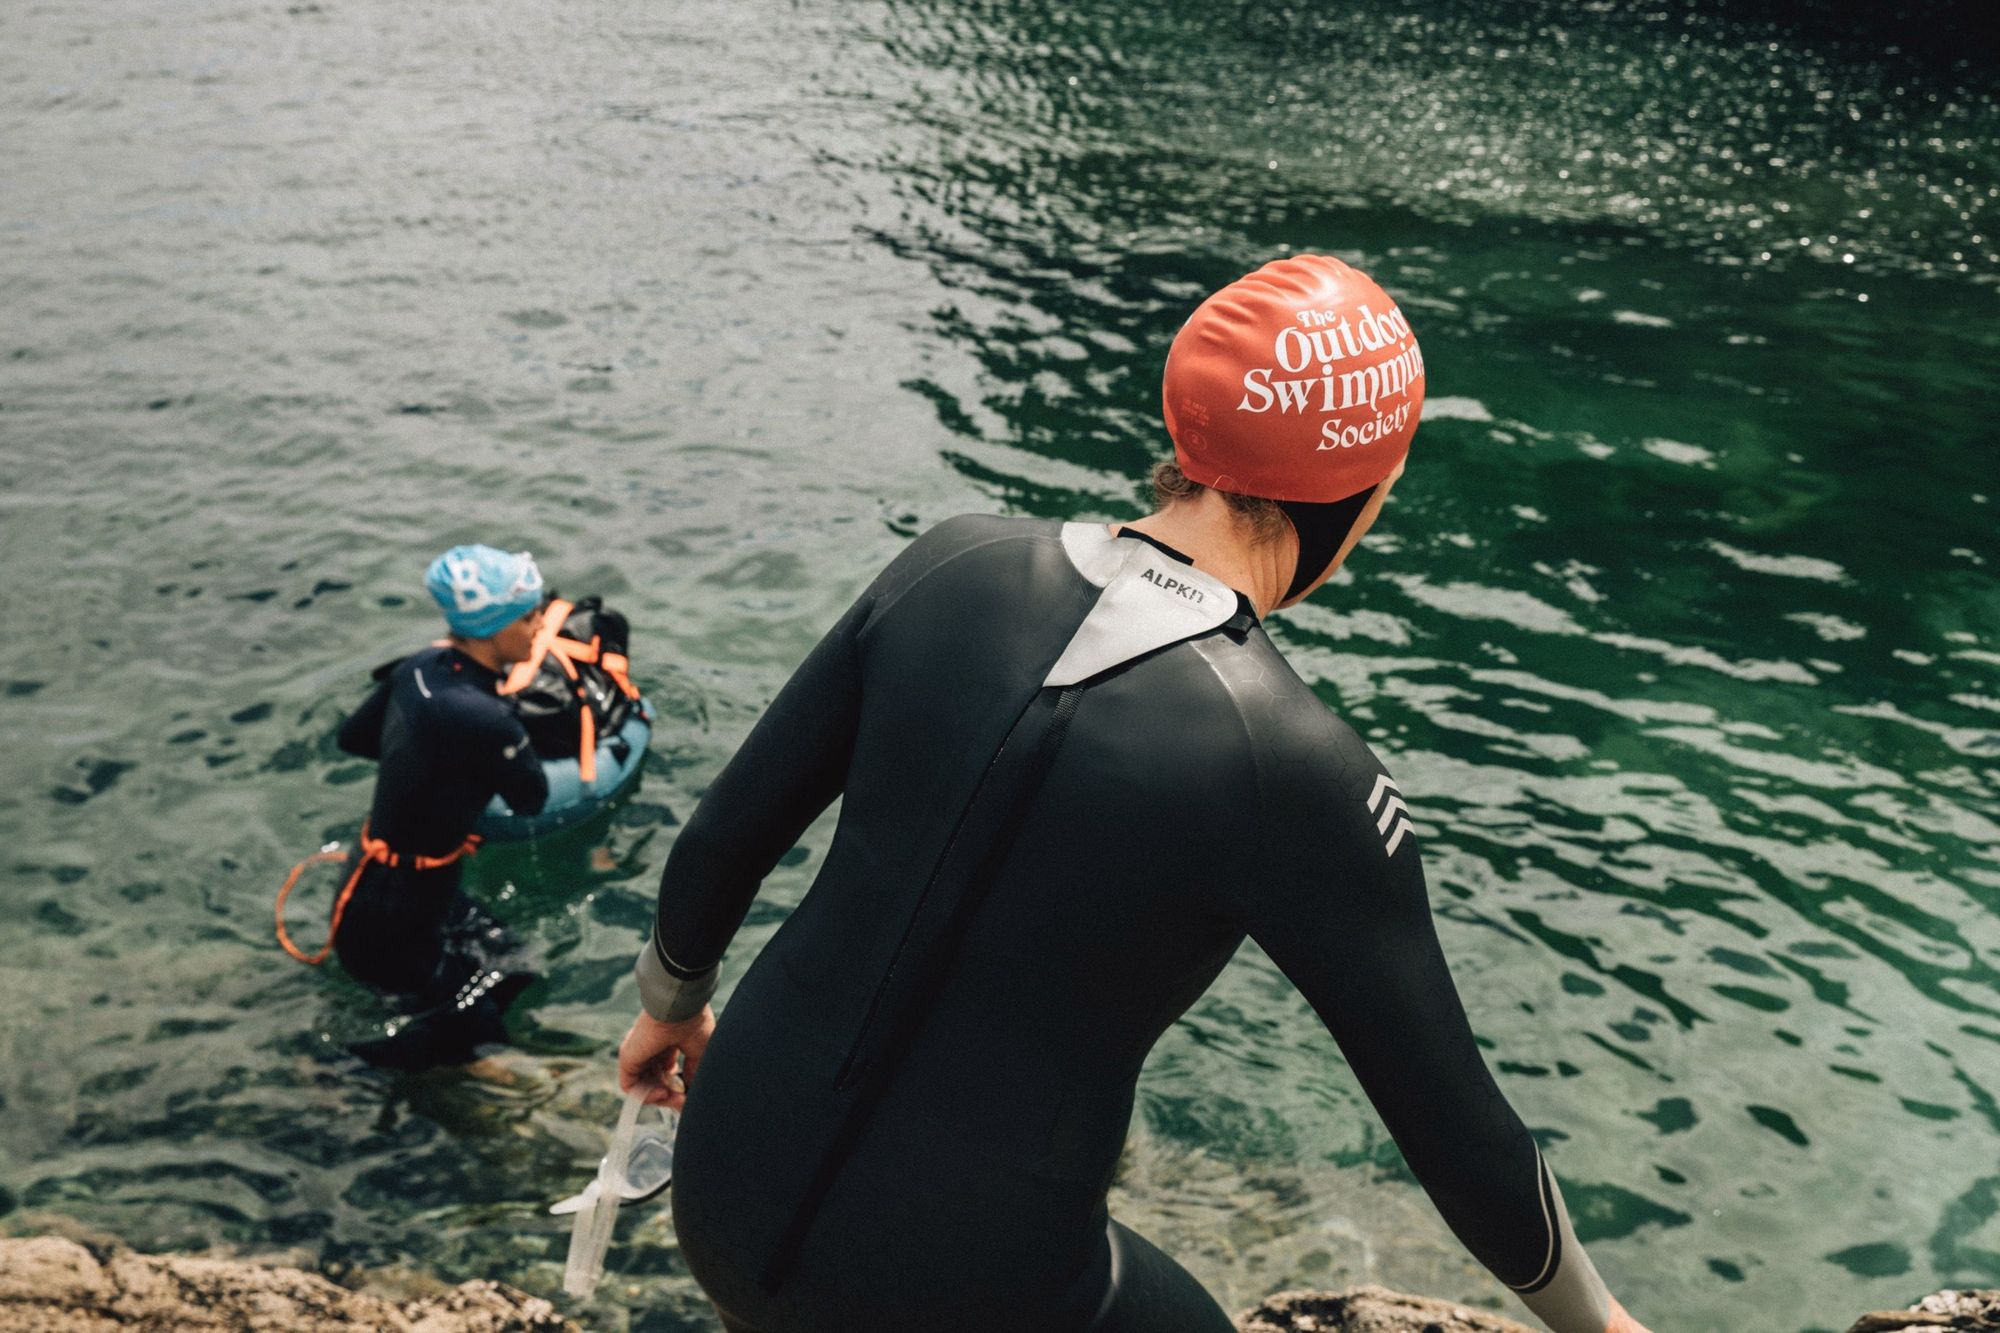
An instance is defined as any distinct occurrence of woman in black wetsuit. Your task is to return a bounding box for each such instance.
[330,544,550,1069]
[618,258,1653,1333]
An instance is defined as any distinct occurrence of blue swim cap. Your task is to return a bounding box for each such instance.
[425,545,545,639]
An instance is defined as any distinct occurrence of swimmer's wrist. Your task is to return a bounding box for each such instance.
[634,933,719,1021]
[1602,1298,1650,1333]
[636,996,716,1024]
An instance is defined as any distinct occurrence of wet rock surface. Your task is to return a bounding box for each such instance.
[1234,1285,1535,1332]
[1232,1286,2000,1333]
[0,1237,578,1333]
[1847,1290,2000,1332]
[7,1237,1996,1333]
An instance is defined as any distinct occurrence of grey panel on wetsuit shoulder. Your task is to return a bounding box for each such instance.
[1044,523,1238,687]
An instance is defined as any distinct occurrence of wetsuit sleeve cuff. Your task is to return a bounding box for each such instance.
[634,933,718,1023]
[1510,1168,1615,1333]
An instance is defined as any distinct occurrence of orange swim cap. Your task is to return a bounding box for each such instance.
[1163,255,1425,504]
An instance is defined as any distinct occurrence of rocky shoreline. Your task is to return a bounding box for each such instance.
[4,1236,1997,1332]
[0,1237,573,1333]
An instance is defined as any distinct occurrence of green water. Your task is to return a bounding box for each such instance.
[3,1,1995,1329]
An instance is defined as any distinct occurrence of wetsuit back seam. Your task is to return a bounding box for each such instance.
[832,723,1019,1090]
[1186,635,1279,930]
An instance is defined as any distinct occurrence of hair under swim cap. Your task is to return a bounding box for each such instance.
[1163,254,1425,504]
[425,544,545,639]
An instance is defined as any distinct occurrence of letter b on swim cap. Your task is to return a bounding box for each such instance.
[444,553,496,612]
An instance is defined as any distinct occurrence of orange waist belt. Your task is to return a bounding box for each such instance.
[274,821,480,965]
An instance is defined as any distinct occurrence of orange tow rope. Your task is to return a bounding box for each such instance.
[274,821,481,965]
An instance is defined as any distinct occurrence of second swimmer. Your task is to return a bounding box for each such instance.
[327,545,551,1069]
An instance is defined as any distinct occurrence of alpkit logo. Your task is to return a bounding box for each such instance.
[1139,565,1206,604]
[1236,302,1424,453]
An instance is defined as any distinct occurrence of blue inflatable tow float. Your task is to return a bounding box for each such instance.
[476,697,653,842]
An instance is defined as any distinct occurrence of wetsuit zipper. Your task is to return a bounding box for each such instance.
[835,683,1082,1090]
[767,682,1084,1289]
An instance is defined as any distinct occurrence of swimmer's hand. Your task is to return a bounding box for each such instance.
[1605,1298,1652,1333]
[618,1005,713,1111]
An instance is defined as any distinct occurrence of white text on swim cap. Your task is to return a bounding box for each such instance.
[1316,401,1412,453]
[444,554,498,612]
[1237,304,1421,417]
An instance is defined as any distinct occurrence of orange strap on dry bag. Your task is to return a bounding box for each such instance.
[501,603,611,692]
[554,634,600,666]
[577,705,597,785]
[497,598,627,786]
[274,822,480,965]
[601,651,641,701]
[501,598,575,695]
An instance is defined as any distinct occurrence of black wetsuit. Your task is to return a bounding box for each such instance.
[636,516,1615,1333]
[335,645,548,1067]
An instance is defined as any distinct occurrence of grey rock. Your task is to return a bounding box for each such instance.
[0,1237,578,1333]
[1235,1284,1536,1332]
[1847,1289,2000,1332]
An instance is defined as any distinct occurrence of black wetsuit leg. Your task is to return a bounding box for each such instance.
[333,859,455,996]
[1089,1221,1234,1333]
[699,1217,1230,1333]
[335,859,534,1071]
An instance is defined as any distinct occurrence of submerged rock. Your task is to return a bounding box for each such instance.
[1235,1285,1534,1332]
[1847,1289,2000,1332]
[0,1237,578,1333]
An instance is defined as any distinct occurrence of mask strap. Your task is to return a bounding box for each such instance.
[1273,486,1377,604]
